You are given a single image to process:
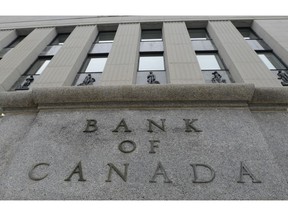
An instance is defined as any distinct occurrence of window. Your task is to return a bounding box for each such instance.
[191,29,232,83]
[136,53,166,84]
[139,54,165,71]
[196,53,232,83]
[189,29,216,51]
[0,36,25,59]
[40,33,69,56]
[238,28,288,86]
[95,31,116,43]
[90,31,116,54]
[141,30,162,42]
[12,57,51,91]
[11,34,68,91]
[73,55,107,86]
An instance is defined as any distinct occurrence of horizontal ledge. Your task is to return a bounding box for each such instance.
[0,84,287,110]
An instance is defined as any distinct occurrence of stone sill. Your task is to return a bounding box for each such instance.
[0,84,287,111]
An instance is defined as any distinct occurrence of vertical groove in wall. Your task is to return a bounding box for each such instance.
[164,22,204,84]
[101,23,140,86]
[208,21,281,87]
[0,27,56,91]
[33,25,97,87]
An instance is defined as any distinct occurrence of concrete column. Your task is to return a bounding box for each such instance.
[163,22,204,84]
[253,20,288,67]
[101,23,140,86]
[0,30,17,51]
[33,25,98,88]
[207,21,281,87]
[0,27,56,91]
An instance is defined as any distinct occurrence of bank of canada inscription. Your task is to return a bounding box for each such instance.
[28,118,262,184]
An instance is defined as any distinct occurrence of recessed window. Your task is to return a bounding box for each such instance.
[40,33,69,56]
[141,30,162,42]
[81,56,107,73]
[11,57,51,91]
[73,55,107,86]
[196,53,224,70]
[50,33,69,46]
[138,54,165,71]
[95,32,116,43]
[189,29,216,51]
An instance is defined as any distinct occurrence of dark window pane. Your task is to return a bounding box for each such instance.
[238,28,258,40]
[50,34,69,45]
[188,29,209,40]
[96,32,116,43]
[246,40,270,50]
[26,58,51,75]
[141,30,162,42]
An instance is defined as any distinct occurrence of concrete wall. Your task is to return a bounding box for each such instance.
[207,21,282,88]
[163,22,204,84]
[32,25,98,88]
[0,28,56,91]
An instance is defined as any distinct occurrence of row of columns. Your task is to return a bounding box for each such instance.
[0,19,287,91]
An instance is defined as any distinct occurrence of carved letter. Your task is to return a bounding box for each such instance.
[28,163,50,181]
[118,140,136,153]
[83,119,97,133]
[183,119,202,132]
[190,164,215,183]
[147,119,166,133]
[149,140,160,154]
[237,161,261,183]
[106,163,129,182]
[64,161,86,182]
[112,119,132,132]
[149,162,172,183]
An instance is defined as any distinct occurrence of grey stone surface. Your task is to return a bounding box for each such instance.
[0,84,255,110]
[252,111,288,181]
[0,112,37,199]
[0,108,287,200]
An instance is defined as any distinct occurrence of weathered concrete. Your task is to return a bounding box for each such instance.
[0,108,287,199]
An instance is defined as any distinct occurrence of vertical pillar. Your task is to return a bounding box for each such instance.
[163,22,204,84]
[33,25,98,87]
[101,23,140,86]
[207,21,281,87]
[0,27,56,91]
[253,20,288,67]
[0,29,17,51]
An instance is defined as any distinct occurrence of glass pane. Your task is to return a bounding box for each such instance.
[50,34,69,45]
[258,53,286,70]
[139,56,165,71]
[141,30,162,41]
[246,40,270,50]
[35,60,51,75]
[84,57,107,72]
[96,32,116,43]
[26,59,50,75]
[188,29,208,40]
[238,28,258,40]
[196,54,222,70]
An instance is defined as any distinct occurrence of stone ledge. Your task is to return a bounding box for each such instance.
[1,84,286,110]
